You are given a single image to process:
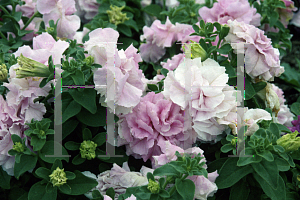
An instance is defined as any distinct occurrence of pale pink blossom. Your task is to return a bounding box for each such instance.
[93,40,146,115]
[15,0,36,18]
[187,171,219,200]
[152,140,206,168]
[271,84,294,127]
[73,27,90,44]
[225,20,284,82]
[161,53,185,71]
[84,28,119,66]
[37,0,81,39]
[117,92,197,162]
[82,162,152,199]
[199,0,261,26]
[76,0,99,20]
[218,107,272,136]
[291,10,300,27]
[19,18,43,41]
[162,57,238,141]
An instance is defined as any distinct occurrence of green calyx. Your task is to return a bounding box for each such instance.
[147,179,160,194]
[79,140,97,160]
[49,167,68,187]
[231,137,237,147]
[190,41,207,60]
[84,56,94,66]
[0,64,8,82]
[106,5,129,25]
[276,130,300,152]
[13,142,25,153]
[15,54,51,78]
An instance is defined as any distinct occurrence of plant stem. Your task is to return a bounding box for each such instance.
[169,185,176,196]
[162,177,169,189]
[0,5,11,16]
[22,11,39,30]
[180,174,189,180]
[0,31,7,40]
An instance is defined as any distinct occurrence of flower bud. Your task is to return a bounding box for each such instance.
[0,64,8,82]
[84,55,94,66]
[147,179,160,194]
[276,130,300,152]
[49,167,68,187]
[79,140,97,160]
[185,41,207,61]
[106,5,129,25]
[13,142,25,153]
[15,54,51,78]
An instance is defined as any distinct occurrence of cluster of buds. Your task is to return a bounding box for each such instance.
[79,140,97,160]
[0,64,8,82]
[276,130,300,152]
[49,167,68,187]
[147,179,160,194]
[106,5,129,25]
[12,142,25,153]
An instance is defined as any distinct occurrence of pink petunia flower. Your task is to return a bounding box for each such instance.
[225,19,284,82]
[162,57,238,141]
[288,115,300,133]
[37,0,80,39]
[75,0,99,20]
[117,92,197,162]
[198,0,261,26]
[82,162,152,200]
[161,53,185,71]
[91,30,146,115]
[271,84,294,127]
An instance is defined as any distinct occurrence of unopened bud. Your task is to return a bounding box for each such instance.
[276,130,300,152]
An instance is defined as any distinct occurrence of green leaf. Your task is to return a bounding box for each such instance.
[245,78,256,100]
[123,19,139,32]
[106,187,115,199]
[39,141,69,164]
[253,81,267,92]
[159,189,170,198]
[153,164,181,177]
[76,104,106,127]
[65,171,76,180]
[67,170,98,195]
[147,84,158,91]
[257,150,274,162]
[11,134,22,143]
[160,68,169,77]
[192,24,200,33]
[274,156,290,171]
[58,183,72,194]
[35,167,51,181]
[175,179,195,200]
[72,154,85,165]
[147,172,155,181]
[217,44,232,54]
[82,128,92,140]
[237,148,262,166]
[65,141,80,150]
[62,119,79,140]
[216,157,253,189]
[70,69,85,86]
[253,171,286,200]
[275,123,292,133]
[28,182,57,200]
[221,143,234,153]
[291,102,300,116]
[68,88,97,114]
[268,11,279,27]
[143,4,162,17]
[251,160,279,190]
[118,24,132,37]
[51,159,63,171]
[219,26,230,40]
[92,132,107,147]
[229,179,250,200]
[0,167,11,189]
[268,123,280,139]
[31,136,46,151]
[62,100,81,124]
[14,155,38,179]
